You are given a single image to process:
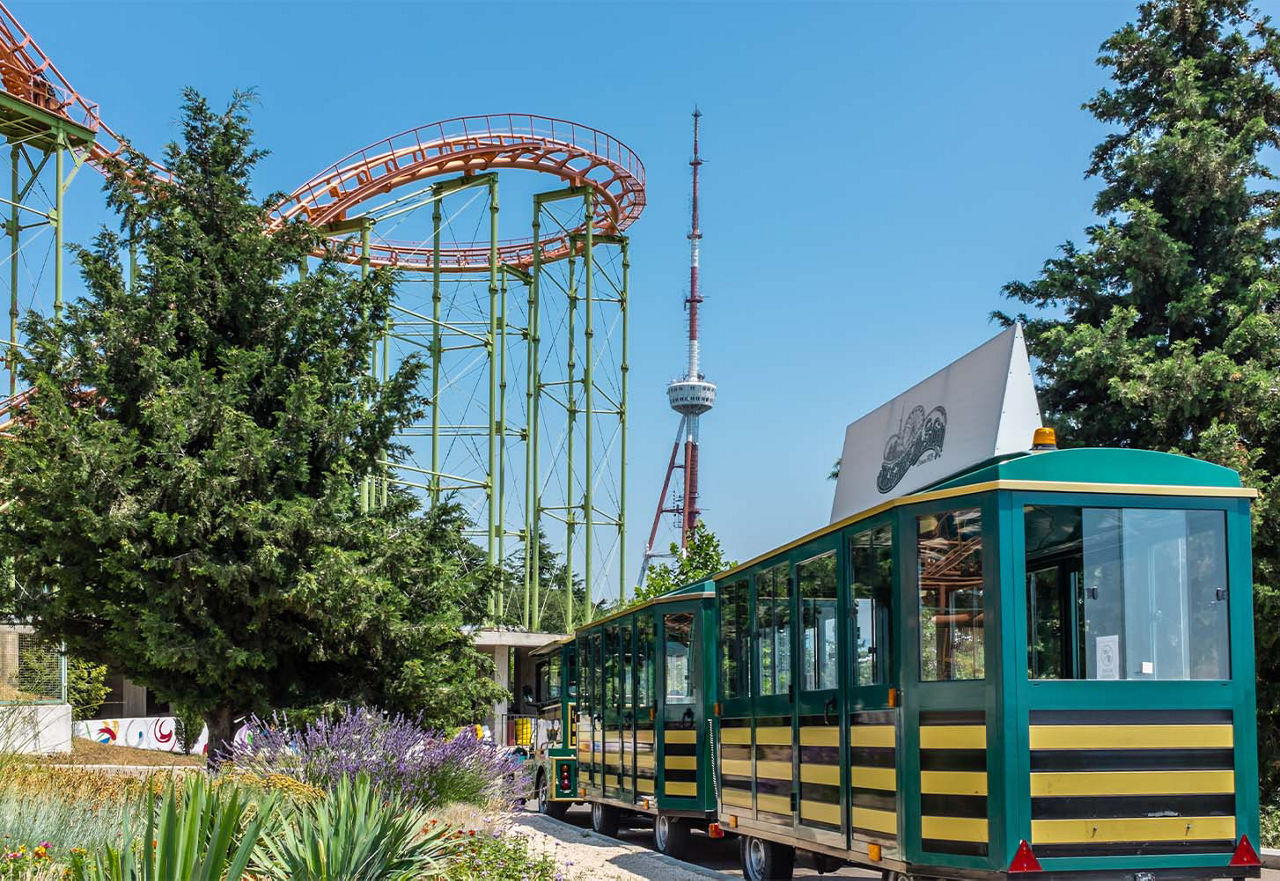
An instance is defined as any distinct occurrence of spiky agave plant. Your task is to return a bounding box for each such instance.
[71,775,277,881]
[251,773,455,881]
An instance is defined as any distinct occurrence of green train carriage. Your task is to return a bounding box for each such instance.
[529,637,581,819]
[714,446,1261,880]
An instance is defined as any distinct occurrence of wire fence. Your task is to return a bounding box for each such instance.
[0,625,66,704]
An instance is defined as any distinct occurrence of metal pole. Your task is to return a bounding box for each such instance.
[564,251,577,633]
[380,285,390,510]
[487,177,499,619]
[8,146,17,398]
[530,200,546,631]
[360,223,371,514]
[619,239,630,604]
[582,191,595,620]
[431,194,442,507]
[522,262,535,630]
[498,266,509,620]
[53,135,63,320]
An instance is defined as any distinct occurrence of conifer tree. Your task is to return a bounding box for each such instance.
[998,1,1280,791]
[0,91,503,762]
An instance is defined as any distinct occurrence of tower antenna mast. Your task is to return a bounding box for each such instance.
[639,108,716,586]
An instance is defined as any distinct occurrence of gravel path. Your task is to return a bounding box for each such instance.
[512,812,733,880]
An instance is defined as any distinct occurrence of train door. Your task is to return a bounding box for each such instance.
[620,619,637,803]
[718,575,755,818]
[846,521,900,855]
[794,538,843,849]
[753,561,796,828]
[660,605,701,803]
[635,612,657,799]
[603,623,623,799]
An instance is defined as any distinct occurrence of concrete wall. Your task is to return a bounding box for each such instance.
[0,703,71,754]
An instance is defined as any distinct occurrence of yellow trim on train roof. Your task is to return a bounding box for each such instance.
[575,588,715,632]
[714,478,1256,582]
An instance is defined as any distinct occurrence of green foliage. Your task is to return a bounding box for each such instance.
[632,520,735,606]
[1262,802,1280,848]
[251,774,452,881]
[67,656,110,722]
[172,704,203,756]
[0,90,502,759]
[442,829,558,881]
[997,2,1280,792]
[72,776,276,881]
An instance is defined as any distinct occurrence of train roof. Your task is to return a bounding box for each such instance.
[573,580,715,634]
[715,446,1255,583]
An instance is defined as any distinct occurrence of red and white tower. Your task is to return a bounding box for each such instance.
[639,108,717,584]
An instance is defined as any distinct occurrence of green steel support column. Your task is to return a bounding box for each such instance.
[530,200,546,632]
[430,194,442,507]
[53,134,63,320]
[360,224,371,514]
[8,146,17,398]
[522,261,535,630]
[619,239,630,603]
[380,295,390,510]
[564,252,577,634]
[486,177,499,619]
[582,191,595,618]
[497,267,509,621]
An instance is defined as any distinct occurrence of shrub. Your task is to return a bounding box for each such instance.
[0,766,144,855]
[71,775,277,881]
[67,657,110,722]
[173,705,204,755]
[443,829,560,881]
[1262,803,1280,849]
[226,707,523,809]
[251,773,454,880]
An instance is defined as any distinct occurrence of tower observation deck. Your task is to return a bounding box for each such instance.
[640,109,715,584]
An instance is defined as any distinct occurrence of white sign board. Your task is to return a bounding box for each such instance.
[830,325,1042,523]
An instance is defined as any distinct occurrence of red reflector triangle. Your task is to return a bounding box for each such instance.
[1009,840,1043,873]
[1230,835,1261,867]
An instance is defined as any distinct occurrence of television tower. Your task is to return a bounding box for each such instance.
[639,108,717,585]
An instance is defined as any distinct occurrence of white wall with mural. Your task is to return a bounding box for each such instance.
[74,716,251,754]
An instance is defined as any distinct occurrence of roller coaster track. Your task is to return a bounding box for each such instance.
[0,3,644,273]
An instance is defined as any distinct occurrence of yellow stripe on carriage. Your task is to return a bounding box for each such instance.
[853,806,898,835]
[666,781,698,797]
[800,799,841,825]
[1031,769,1235,797]
[665,755,697,771]
[919,725,986,750]
[800,726,839,747]
[722,789,753,808]
[851,766,897,791]
[921,815,988,843]
[755,726,792,745]
[720,727,752,744]
[921,770,988,796]
[664,730,697,744]
[635,730,655,743]
[1031,816,1235,844]
[1029,724,1233,750]
[635,754,656,770]
[757,793,790,815]
[800,764,840,785]
[722,758,752,776]
[637,777,655,793]
[850,725,896,748]
[755,760,792,780]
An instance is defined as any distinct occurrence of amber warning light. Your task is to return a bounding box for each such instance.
[1032,428,1057,451]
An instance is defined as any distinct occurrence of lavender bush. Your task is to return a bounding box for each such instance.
[225,708,525,809]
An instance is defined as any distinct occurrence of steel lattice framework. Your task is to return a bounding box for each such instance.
[0,4,642,630]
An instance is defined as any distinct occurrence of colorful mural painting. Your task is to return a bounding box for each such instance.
[74,716,250,754]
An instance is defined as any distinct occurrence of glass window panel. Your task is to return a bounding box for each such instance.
[1024,505,1230,681]
[754,563,792,697]
[665,612,696,704]
[918,509,985,681]
[754,568,775,697]
[637,615,654,708]
[851,525,893,686]
[621,625,634,708]
[719,578,750,699]
[603,626,618,708]
[799,551,838,692]
[566,645,578,698]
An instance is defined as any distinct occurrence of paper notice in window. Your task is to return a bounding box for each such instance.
[1096,635,1120,680]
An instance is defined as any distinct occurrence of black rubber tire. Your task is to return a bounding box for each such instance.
[740,834,795,881]
[536,773,569,820]
[653,814,692,858]
[590,800,621,837]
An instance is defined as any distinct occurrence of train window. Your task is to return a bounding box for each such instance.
[622,624,634,709]
[578,637,592,713]
[918,509,985,681]
[538,656,562,703]
[851,525,893,686]
[799,551,838,691]
[755,563,793,696]
[566,645,578,698]
[604,626,619,708]
[590,633,602,715]
[719,578,750,699]
[665,612,696,704]
[1024,505,1229,680]
[637,615,654,708]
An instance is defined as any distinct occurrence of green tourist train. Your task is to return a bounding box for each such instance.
[529,443,1262,881]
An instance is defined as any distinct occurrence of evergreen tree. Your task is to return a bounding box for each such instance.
[998,1,1280,792]
[0,91,503,762]
[633,521,735,606]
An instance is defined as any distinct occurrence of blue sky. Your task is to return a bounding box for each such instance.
[18,1,1136,594]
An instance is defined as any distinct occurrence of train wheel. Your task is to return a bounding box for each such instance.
[653,814,691,858]
[590,801,621,837]
[740,834,795,880]
[536,773,569,820]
